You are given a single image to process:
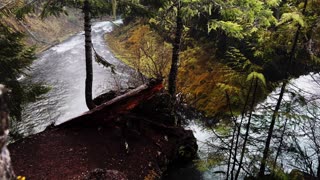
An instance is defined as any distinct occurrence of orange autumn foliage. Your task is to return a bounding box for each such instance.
[107,20,249,117]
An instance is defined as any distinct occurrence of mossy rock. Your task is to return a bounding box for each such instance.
[173,130,198,164]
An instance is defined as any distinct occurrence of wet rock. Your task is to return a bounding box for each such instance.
[173,130,198,164]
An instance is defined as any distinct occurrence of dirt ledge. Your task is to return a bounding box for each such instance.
[9,91,198,180]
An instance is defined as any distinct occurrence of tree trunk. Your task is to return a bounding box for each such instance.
[84,0,96,110]
[258,0,308,176]
[168,0,183,98]
[235,78,258,180]
[225,91,236,180]
[230,78,254,180]
[0,85,16,180]
[258,81,286,177]
[272,113,289,170]
[112,0,117,20]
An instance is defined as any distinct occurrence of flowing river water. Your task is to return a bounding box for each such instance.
[184,74,320,179]
[14,20,320,179]
[15,20,140,136]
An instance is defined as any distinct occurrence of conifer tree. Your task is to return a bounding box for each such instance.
[0,16,36,121]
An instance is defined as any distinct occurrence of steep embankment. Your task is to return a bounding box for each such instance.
[2,8,83,53]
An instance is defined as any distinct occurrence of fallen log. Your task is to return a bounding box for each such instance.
[58,79,163,128]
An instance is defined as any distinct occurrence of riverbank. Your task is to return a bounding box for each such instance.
[2,8,84,53]
[2,8,114,54]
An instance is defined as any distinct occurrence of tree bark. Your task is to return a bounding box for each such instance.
[0,85,16,180]
[84,0,96,110]
[168,0,183,98]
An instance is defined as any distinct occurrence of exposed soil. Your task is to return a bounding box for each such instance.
[9,89,198,180]
[10,119,179,180]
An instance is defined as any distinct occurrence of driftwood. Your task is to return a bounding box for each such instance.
[58,79,163,128]
[0,84,15,180]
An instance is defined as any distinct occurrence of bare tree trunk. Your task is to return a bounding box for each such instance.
[272,115,288,170]
[258,81,286,177]
[258,0,308,176]
[225,91,236,180]
[235,78,258,180]
[0,85,16,180]
[272,100,292,171]
[84,0,96,110]
[230,78,254,179]
[168,0,182,98]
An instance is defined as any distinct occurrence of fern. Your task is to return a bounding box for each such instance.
[278,12,305,27]
[208,20,244,39]
[246,71,266,86]
[265,0,281,7]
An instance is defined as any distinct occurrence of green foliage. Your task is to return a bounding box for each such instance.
[247,72,266,86]
[0,21,45,121]
[277,12,305,27]
[207,0,278,37]
[108,0,320,118]
[14,0,112,19]
[15,2,35,20]
[195,154,225,172]
[107,20,172,79]
[40,1,69,19]
[265,0,281,7]
[208,20,244,39]
[117,1,153,18]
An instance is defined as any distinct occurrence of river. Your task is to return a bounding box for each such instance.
[184,73,320,179]
[15,20,140,136]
